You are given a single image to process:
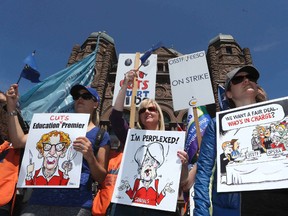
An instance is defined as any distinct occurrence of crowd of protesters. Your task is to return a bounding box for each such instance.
[1,64,288,216]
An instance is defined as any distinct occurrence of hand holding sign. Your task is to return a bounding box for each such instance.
[123,70,138,87]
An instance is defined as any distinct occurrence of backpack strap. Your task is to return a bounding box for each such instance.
[94,128,106,157]
[92,128,106,198]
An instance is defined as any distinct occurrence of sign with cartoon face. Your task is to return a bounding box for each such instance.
[216,96,288,192]
[112,129,185,212]
[17,113,89,188]
[112,53,157,107]
[168,51,215,111]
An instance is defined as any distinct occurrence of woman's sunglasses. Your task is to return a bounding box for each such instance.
[73,93,94,101]
[139,107,157,115]
[231,74,258,85]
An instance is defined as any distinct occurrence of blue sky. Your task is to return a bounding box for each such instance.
[1,0,287,100]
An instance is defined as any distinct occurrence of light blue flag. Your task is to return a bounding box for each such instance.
[20,51,97,123]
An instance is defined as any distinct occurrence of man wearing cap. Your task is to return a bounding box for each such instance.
[193,65,268,216]
[224,65,260,109]
[70,84,100,103]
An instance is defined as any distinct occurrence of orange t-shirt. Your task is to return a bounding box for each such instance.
[92,150,123,216]
[0,141,20,206]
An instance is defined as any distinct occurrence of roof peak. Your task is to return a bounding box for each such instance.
[209,33,235,45]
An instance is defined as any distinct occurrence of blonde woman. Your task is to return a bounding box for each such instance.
[107,70,188,216]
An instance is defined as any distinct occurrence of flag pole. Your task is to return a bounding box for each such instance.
[129,52,140,128]
[193,106,202,149]
[16,74,22,84]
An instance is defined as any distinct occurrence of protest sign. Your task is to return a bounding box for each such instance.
[111,129,185,212]
[168,51,215,111]
[216,96,288,192]
[112,53,157,107]
[17,113,89,188]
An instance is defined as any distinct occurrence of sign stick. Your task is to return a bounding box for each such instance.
[129,52,140,128]
[193,107,202,149]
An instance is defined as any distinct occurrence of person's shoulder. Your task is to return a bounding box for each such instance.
[90,126,103,133]
[110,109,123,118]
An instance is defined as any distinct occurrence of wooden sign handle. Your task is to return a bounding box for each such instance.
[193,107,202,149]
[129,52,140,128]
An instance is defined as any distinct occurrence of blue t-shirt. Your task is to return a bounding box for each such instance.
[29,127,110,208]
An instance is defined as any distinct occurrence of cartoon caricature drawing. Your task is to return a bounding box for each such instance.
[219,141,233,183]
[251,129,263,152]
[231,139,240,160]
[118,142,175,206]
[26,130,75,185]
[271,132,286,151]
[217,98,288,193]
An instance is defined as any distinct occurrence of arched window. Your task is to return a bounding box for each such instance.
[182,112,188,125]
[226,46,232,54]
[162,111,170,127]
[157,63,163,72]
[182,112,188,130]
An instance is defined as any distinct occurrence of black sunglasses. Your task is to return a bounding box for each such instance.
[230,74,258,85]
[72,93,94,101]
[139,107,157,115]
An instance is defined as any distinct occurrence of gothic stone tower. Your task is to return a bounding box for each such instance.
[206,33,253,114]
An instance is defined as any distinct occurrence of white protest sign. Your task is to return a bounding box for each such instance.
[17,113,89,188]
[112,53,157,107]
[221,104,284,131]
[216,96,288,192]
[168,51,215,111]
[112,129,185,212]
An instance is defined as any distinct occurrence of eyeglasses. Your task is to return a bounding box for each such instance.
[230,74,258,85]
[43,142,66,152]
[139,107,157,115]
[72,93,94,101]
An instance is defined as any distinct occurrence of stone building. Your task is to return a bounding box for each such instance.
[67,32,254,131]
[207,33,253,113]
